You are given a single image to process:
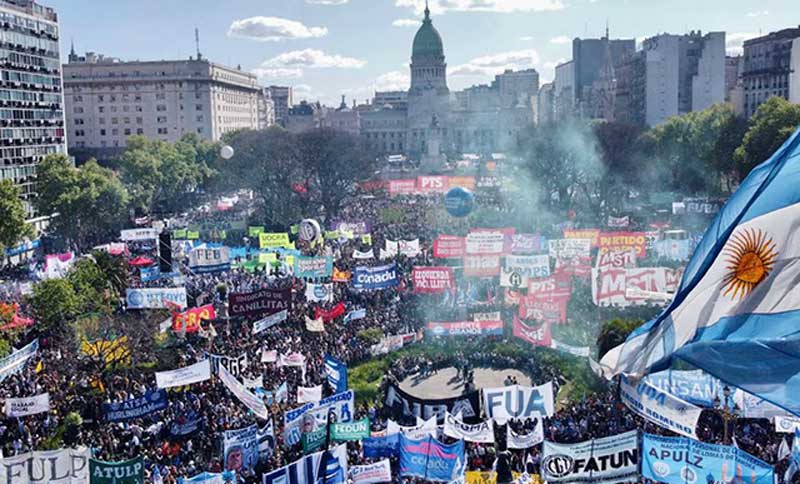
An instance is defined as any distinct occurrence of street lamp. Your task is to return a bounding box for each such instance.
[713,385,740,445]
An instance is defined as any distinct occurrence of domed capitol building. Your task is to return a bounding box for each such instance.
[356,3,540,165]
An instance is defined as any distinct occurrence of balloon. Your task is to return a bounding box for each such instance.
[220,145,235,160]
[444,187,474,218]
[298,219,321,242]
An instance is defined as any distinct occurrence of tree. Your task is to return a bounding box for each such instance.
[734,97,800,180]
[26,278,81,334]
[596,318,644,360]
[0,179,32,254]
[296,129,376,218]
[35,155,130,250]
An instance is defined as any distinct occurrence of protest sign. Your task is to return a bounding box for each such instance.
[542,431,638,484]
[483,383,555,422]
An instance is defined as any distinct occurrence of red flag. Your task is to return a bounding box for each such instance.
[314,302,345,322]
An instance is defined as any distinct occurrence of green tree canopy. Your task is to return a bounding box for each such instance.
[0,179,33,254]
[26,278,81,334]
[734,96,800,180]
[596,317,645,360]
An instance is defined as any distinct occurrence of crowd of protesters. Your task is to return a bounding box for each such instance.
[0,189,791,484]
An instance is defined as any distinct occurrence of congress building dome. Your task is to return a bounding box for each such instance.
[412,3,444,58]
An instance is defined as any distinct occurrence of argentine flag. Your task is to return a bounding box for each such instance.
[324,354,348,394]
[600,127,800,415]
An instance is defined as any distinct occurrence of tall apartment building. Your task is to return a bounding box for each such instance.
[0,0,65,212]
[257,88,275,129]
[572,35,636,110]
[537,82,555,124]
[741,26,800,118]
[63,52,260,156]
[615,31,725,126]
[265,85,292,126]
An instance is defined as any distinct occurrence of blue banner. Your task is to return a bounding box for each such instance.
[399,434,465,482]
[294,256,333,279]
[140,265,161,282]
[352,263,399,291]
[170,412,202,438]
[644,369,729,408]
[363,434,400,459]
[344,308,366,323]
[642,433,774,484]
[324,354,348,394]
[0,339,38,382]
[103,389,168,422]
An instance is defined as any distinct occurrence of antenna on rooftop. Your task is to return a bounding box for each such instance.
[195,28,202,60]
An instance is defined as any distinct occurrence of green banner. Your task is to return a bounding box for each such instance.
[89,456,143,484]
[301,427,327,454]
[186,230,200,240]
[249,226,265,237]
[173,229,188,239]
[361,234,372,246]
[330,417,370,441]
[290,224,299,235]
[324,230,339,240]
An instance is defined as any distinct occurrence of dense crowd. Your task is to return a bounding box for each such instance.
[0,189,792,484]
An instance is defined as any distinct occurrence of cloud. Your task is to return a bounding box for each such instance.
[306,0,348,4]
[519,36,535,41]
[550,35,571,44]
[251,68,304,81]
[450,49,540,77]
[227,17,327,42]
[726,32,758,55]
[342,71,411,103]
[393,18,420,27]
[746,10,769,17]
[540,58,567,83]
[262,49,367,69]
[396,0,565,15]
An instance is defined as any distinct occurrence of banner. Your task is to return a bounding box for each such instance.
[417,175,449,193]
[598,231,647,258]
[399,434,465,482]
[518,295,568,324]
[482,383,555,422]
[0,339,38,382]
[103,389,167,422]
[399,239,421,257]
[344,308,366,323]
[542,431,638,484]
[248,226,265,237]
[259,232,291,249]
[465,472,526,484]
[434,235,465,258]
[0,448,90,484]
[170,412,202,438]
[218,364,269,420]
[387,417,438,440]
[619,375,700,439]
[206,352,248,379]
[332,267,351,282]
[298,385,323,403]
[155,359,211,389]
[350,460,392,484]
[644,369,737,408]
[315,302,345,322]
[228,288,291,318]
[412,267,454,294]
[607,215,630,228]
[331,417,370,441]
[353,263,399,291]
[253,310,287,335]
[353,249,374,260]
[774,416,800,433]
[507,420,544,449]
[595,249,637,270]
[89,456,143,484]
[4,393,49,417]
[528,276,572,300]
[641,433,774,484]
[305,283,334,303]
[443,412,494,443]
[173,304,216,333]
[223,424,258,472]
[463,255,501,277]
[363,434,400,459]
[513,316,552,347]
[180,471,235,483]
[466,231,505,255]
[126,287,187,309]
[427,321,503,337]
[511,234,541,254]
[331,220,370,236]
[305,316,324,332]
[140,265,160,282]
[591,267,678,307]
[294,256,333,279]
[549,239,591,258]
[189,246,231,273]
[324,355,348,394]
[120,228,157,241]
[284,391,355,447]
[384,383,480,423]
[388,179,417,196]
[500,268,529,290]
[302,428,327,454]
[563,228,600,247]
[449,175,476,190]
[262,443,347,484]
[258,420,276,460]
[550,339,591,358]
[506,255,550,278]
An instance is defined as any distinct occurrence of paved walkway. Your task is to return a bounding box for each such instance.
[398,367,531,399]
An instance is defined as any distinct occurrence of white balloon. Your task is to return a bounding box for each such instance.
[220,145,235,160]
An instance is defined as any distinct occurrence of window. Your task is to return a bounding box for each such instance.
[157,116,167,123]
[73,107,84,114]
[123,117,130,124]
[134,95,142,102]
[98,95,104,102]
[74,118,84,125]
[157,127,168,135]
[196,115,204,122]
[136,128,144,135]
[98,106,105,113]
[112,128,118,135]
[136,117,143,124]
[111,118,118,125]
[74,130,84,137]
[124,128,131,135]
[135,106,143,112]
[99,118,106,125]
[156,105,167,112]
[195,104,203,111]
[123,106,129,112]
[110,106,117,113]
[73,95,83,102]
[156,93,166,100]
[100,129,106,136]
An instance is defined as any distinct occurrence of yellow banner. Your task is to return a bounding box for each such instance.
[258,252,277,265]
[464,472,529,484]
[81,336,131,365]
[259,232,291,249]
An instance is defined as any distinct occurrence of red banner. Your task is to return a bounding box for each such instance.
[412,267,454,294]
[563,228,601,247]
[433,235,465,258]
[519,294,568,324]
[554,255,592,278]
[598,231,648,258]
[388,179,416,196]
[448,176,476,190]
[315,302,345,322]
[332,267,351,282]
[504,289,523,306]
[463,255,501,277]
[513,316,552,347]
[173,304,216,333]
[416,175,449,193]
[528,275,572,300]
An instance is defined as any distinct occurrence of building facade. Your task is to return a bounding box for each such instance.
[63,53,260,155]
[0,0,65,212]
[265,85,292,126]
[741,26,800,118]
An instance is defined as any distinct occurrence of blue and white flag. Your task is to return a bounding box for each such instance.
[324,355,348,394]
[600,128,800,415]
[344,308,366,323]
[786,429,800,482]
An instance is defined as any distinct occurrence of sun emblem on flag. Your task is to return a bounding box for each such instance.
[721,228,777,300]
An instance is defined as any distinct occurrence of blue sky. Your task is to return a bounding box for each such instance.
[48,0,799,106]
